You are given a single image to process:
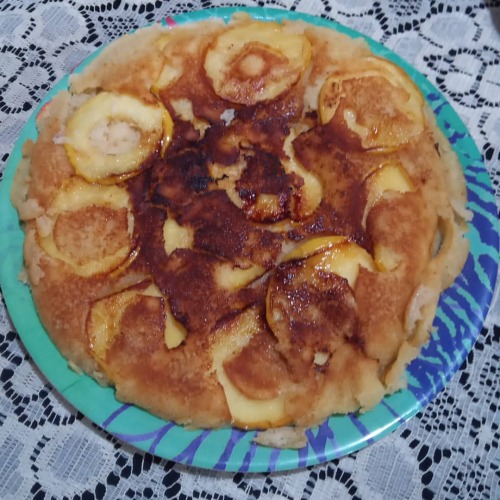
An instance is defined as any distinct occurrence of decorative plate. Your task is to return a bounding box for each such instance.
[0,7,498,473]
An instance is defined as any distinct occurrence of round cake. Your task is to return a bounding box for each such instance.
[10,13,469,448]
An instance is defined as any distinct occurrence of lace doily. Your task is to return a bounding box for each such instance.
[0,1,498,498]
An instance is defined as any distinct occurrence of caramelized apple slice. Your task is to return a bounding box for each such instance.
[163,218,194,255]
[266,257,359,373]
[151,62,182,98]
[305,241,375,289]
[209,159,247,210]
[279,236,375,291]
[149,34,177,97]
[361,162,415,271]
[283,235,347,263]
[87,288,141,367]
[283,236,376,288]
[362,161,415,226]
[267,237,375,372]
[64,91,173,182]
[283,128,323,220]
[163,299,187,349]
[37,177,134,277]
[246,194,284,222]
[87,284,186,372]
[214,261,265,290]
[169,98,210,137]
[211,307,290,429]
[137,284,188,349]
[319,56,425,151]
[204,21,311,105]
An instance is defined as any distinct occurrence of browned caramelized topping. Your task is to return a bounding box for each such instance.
[293,129,365,210]
[149,151,213,212]
[158,249,263,335]
[286,201,372,252]
[267,260,359,375]
[177,190,283,268]
[100,27,441,405]
[237,151,304,223]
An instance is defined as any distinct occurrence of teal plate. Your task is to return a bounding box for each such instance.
[0,7,498,473]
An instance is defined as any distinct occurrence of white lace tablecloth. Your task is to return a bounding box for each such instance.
[0,1,499,498]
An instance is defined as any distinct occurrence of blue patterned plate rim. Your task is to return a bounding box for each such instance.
[0,7,498,473]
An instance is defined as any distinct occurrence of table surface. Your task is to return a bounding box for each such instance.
[0,1,499,498]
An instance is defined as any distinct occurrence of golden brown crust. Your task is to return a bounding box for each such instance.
[27,93,75,210]
[12,16,469,444]
[69,25,167,103]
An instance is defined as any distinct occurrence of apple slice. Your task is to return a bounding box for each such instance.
[281,236,375,288]
[204,21,311,105]
[282,235,347,263]
[139,284,188,350]
[151,62,182,98]
[373,243,402,272]
[87,288,140,367]
[213,261,265,290]
[362,161,415,226]
[304,241,375,289]
[87,284,187,372]
[319,56,425,151]
[163,218,194,255]
[266,238,367,372]
[64,91,173,183]
[211,307,289,429]
[283,128,323,221]
[37,177,135,277]
[169,98,210,137]
[163,299,187,349]
[149,34,177,97]
[144,285,188,350]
